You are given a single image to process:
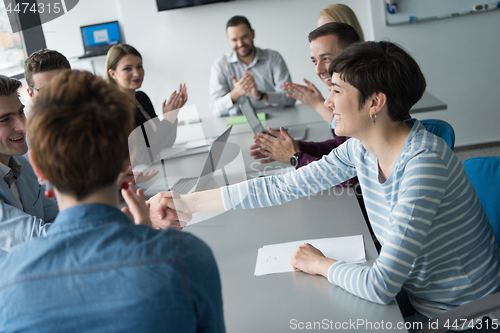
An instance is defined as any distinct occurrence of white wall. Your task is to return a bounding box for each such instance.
[41,0,371,117]
[41,0,500,147]
[370,1,500,146]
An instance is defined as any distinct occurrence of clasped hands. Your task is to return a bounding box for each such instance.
[231,71,263,102]
[250,126,300,164]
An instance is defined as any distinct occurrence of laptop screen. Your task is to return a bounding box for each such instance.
[239,96,266,135]
[199,126,233,178]
[195,126,233,192]
[80,21,121,57]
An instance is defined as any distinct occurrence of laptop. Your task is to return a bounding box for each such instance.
[239,96,306,140]
[78,21,122,59]
[157,126,233,195]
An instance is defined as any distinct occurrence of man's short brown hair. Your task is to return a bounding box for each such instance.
[0,75,22,96]
[226,15,252,31]
[27,70,134,200]
[24,49,70,89]
[308,22,360,50]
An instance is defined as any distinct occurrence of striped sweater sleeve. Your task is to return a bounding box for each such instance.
[327,152,448,305]
[221,141,357,210]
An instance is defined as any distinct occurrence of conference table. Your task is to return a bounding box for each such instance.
[186,187,408,332]
[137,92,447,332]
[190,91,447,139]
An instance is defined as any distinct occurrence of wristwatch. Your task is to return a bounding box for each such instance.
[289,152,299,167]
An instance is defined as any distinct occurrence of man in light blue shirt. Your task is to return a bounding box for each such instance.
[209,15,295,116]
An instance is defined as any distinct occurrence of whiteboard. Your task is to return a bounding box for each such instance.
[385,0,500,25]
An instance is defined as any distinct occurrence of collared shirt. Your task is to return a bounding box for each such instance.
[209,47,296,116]
[0,204,225,332]
[0,157,23,210]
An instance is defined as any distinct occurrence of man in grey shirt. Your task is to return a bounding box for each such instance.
[209,15,295,116]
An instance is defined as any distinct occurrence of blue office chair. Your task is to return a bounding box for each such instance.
[420,119,455,151]
[463,156,500,245]
[417,156,500,333]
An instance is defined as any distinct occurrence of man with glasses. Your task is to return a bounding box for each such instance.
[24,49,71,100]
[21,49,71,163]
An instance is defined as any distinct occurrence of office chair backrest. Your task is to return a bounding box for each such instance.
[420,119,455,150]
[463,156,500,246]
[418,156,500,333]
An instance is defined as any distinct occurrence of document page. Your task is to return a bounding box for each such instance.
[254,235,366,276]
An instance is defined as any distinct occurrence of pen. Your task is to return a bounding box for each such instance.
[473,2,500,11]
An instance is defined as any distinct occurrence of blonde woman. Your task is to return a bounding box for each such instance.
[318,3,364,41]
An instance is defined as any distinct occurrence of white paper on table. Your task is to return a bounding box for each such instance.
[254,235,366,276]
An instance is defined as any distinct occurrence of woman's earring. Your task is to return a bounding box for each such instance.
[38,178,54,199]
[370,113,377,125]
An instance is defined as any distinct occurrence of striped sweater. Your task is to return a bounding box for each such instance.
[221,119,500,317]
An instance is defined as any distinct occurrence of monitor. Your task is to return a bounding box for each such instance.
[79,21,121,58]
[156,0,235,12]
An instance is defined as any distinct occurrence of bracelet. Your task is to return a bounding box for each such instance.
[258,92,265,101]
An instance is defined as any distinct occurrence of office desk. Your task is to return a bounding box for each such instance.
[186,188,407,332]
[184,91,447,139]
[411,91,448,113]
[197,103,324,139]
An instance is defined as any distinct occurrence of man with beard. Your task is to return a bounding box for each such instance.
[209,15,295,116]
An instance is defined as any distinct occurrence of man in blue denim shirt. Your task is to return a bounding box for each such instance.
[0,71,225,332]
[0,204,225,332]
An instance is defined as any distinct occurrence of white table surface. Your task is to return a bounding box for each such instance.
[186,188,408,332]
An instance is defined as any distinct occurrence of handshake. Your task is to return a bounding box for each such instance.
[120,185,192,231]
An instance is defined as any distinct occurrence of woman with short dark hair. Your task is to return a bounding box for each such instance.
[160,42,500,331]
